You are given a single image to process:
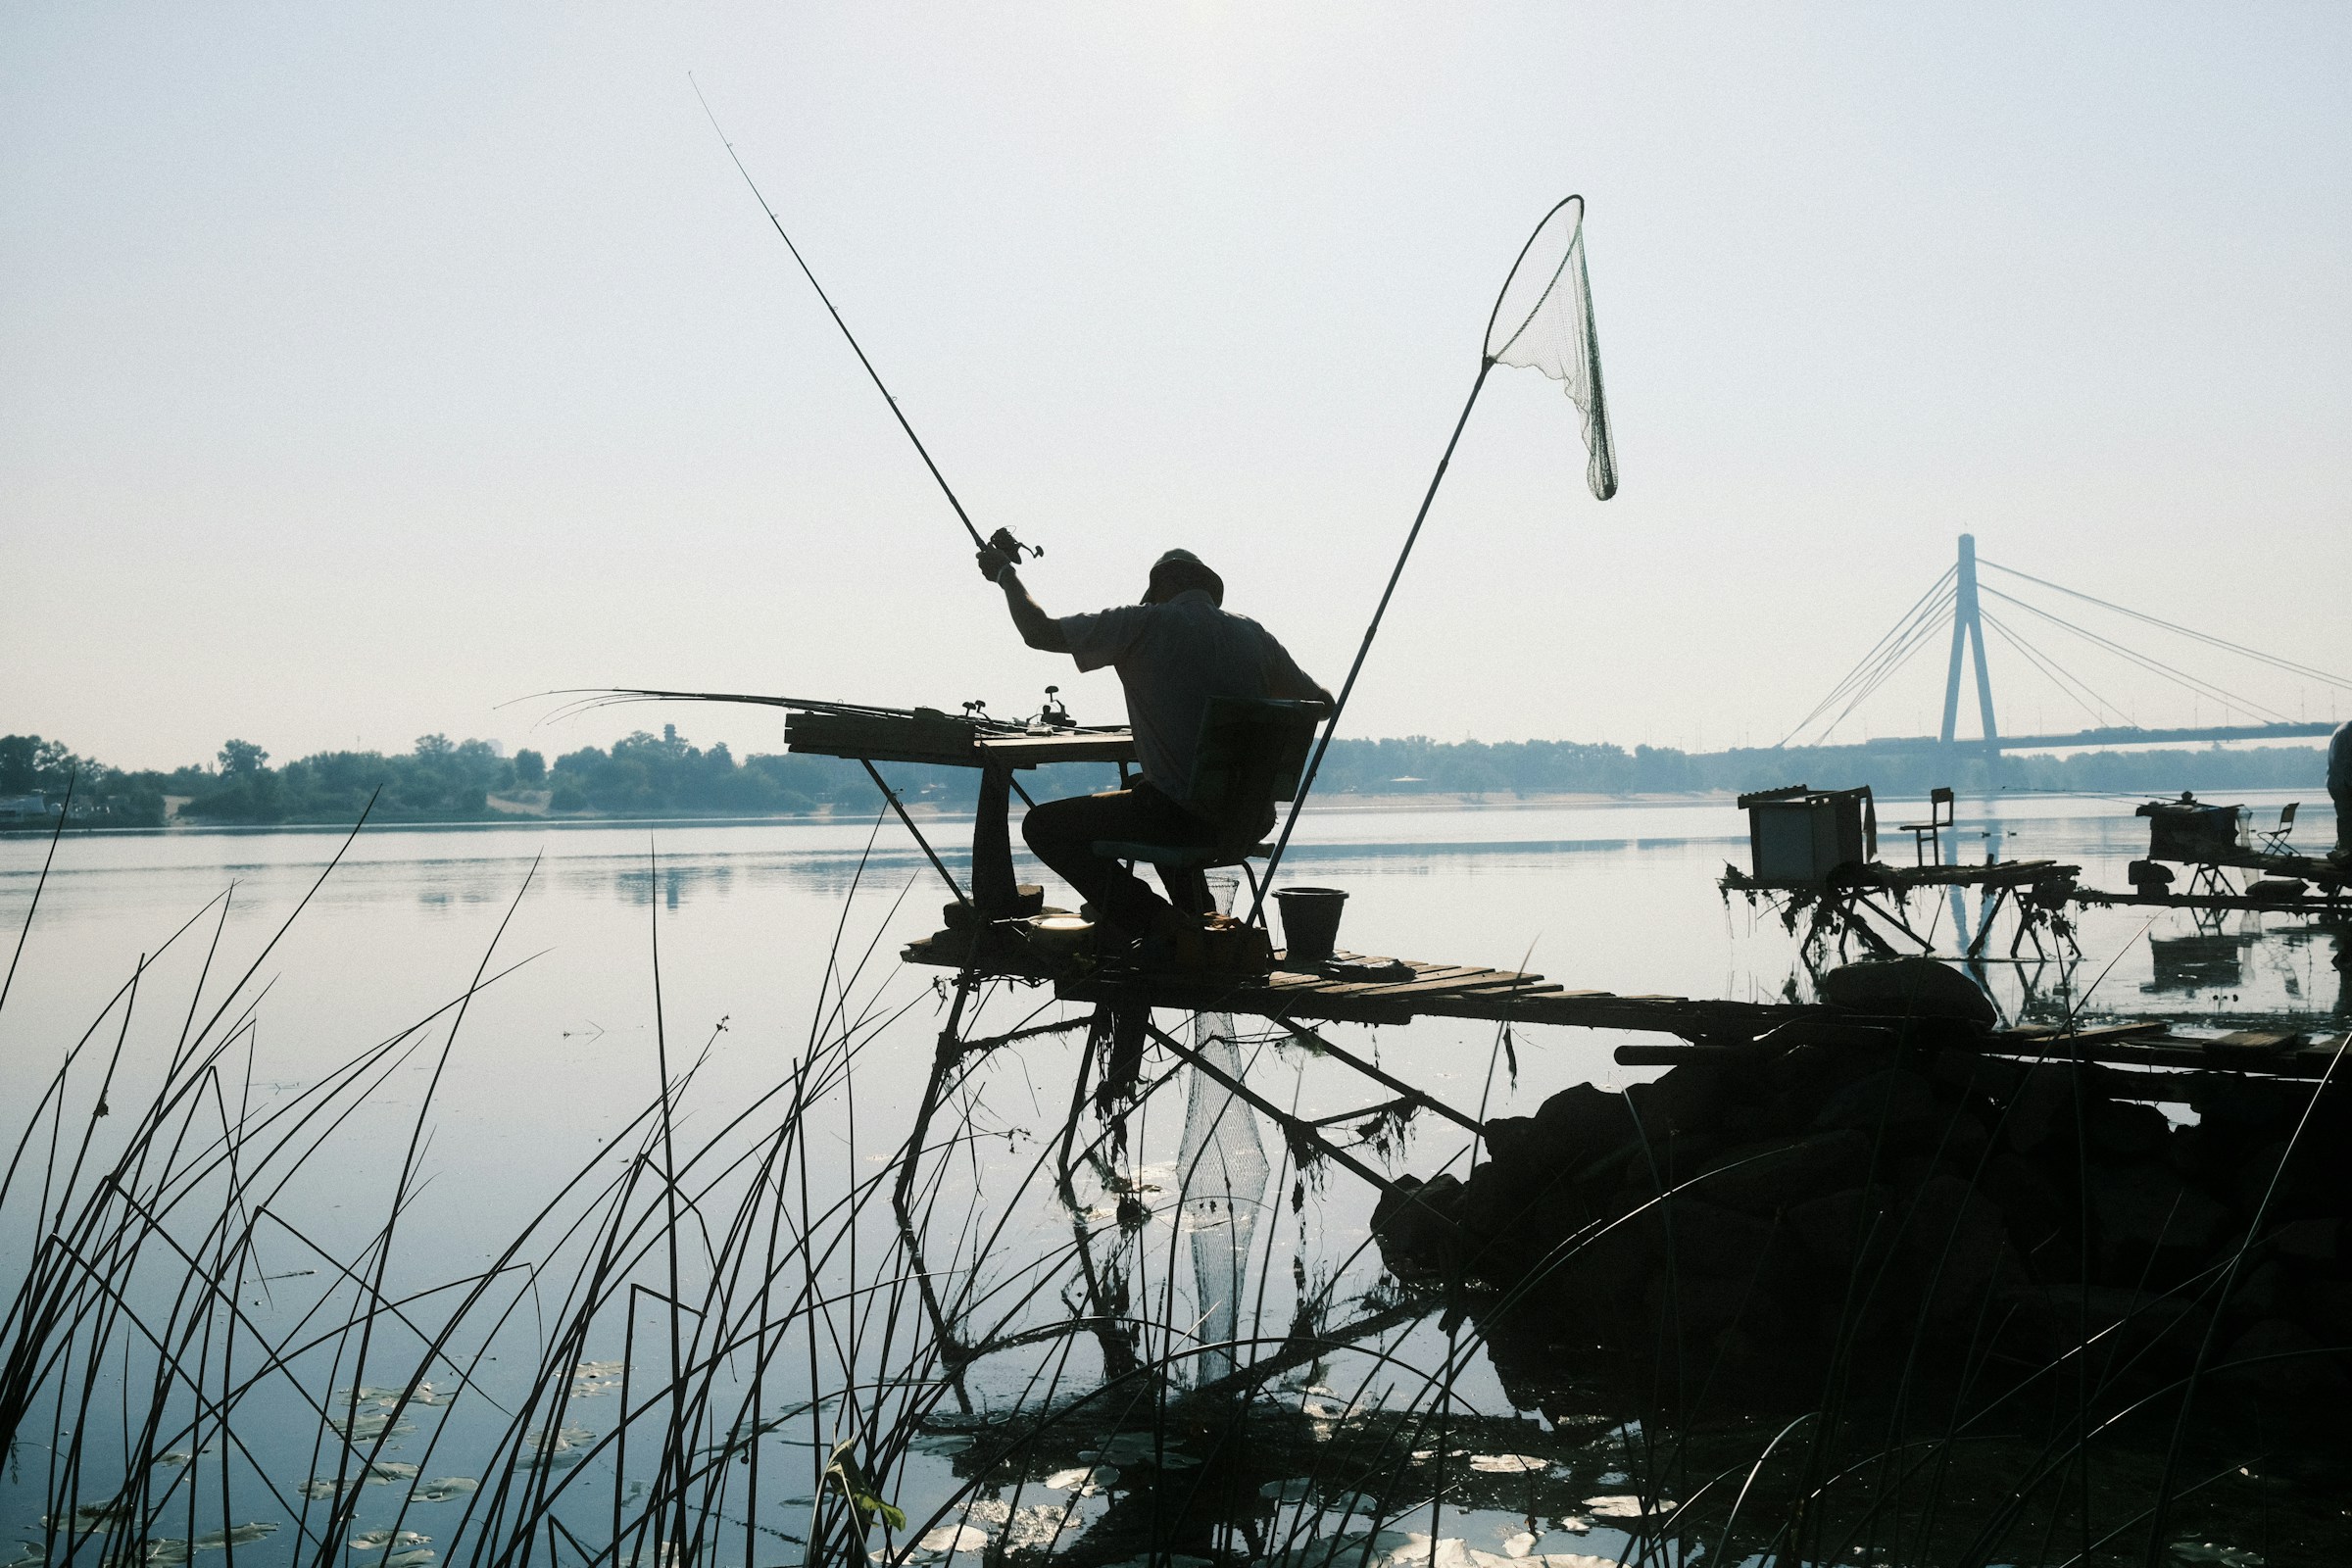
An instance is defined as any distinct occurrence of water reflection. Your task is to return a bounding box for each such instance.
[3,788,2346,1565]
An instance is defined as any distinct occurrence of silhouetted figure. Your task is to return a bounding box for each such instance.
[2331,720,2351,861]
[977,546,1330,945]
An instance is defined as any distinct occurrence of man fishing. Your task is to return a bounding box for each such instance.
[2331,719,2351,863]
[976,545,1331,949]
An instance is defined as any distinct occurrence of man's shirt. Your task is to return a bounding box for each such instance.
[2330,721,2352,796]
[1055,589,1323,804]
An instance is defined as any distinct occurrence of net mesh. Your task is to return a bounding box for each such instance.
[1484,195,1618,501]
[1178,1006,1267,1386]
[1176,876,1268,1385]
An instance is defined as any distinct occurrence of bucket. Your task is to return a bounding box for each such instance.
[1274,887,1348,966]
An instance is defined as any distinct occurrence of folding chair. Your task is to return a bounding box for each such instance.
[2255,802,2298,858]
[1897,786,1955,867]
[1093,696,1325,915]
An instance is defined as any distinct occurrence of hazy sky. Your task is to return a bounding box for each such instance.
[6,3,2348,771]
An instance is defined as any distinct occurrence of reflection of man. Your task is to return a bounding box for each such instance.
[977,546,1331,947]
[2332,720,2352,861]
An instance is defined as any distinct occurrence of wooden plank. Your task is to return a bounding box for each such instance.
[974,732,1139,768]
[1318,967,1513,998]
[1994,1021,2171,1050]
[2204,1029,2305,1059]
[1448,979,1567,998]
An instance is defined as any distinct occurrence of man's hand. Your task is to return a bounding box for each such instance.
[975,547,1013,584]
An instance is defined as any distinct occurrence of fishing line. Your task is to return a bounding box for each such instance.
[691,77,1038,566]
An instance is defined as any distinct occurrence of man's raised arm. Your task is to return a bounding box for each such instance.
[976,548,1068,654]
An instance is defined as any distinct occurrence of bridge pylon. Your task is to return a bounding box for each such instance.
[1939,533,2000,769]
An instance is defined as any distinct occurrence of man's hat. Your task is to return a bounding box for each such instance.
[1148,548,1224,604]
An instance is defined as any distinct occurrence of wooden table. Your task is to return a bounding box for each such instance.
[784,710,1136,918]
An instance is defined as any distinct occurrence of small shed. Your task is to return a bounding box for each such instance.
[1735,784,1878,887]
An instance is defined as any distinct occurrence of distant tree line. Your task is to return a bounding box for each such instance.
[1304,735,2331,802]
[0,726,2331,831]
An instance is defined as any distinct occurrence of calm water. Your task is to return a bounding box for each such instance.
[2,788,2342,1563]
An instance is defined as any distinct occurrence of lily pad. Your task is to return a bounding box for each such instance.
[42,1501,126,1533]
[194,1524,278,1550]
[1006,1504,1072,1549]
[513,1424,596,1471]
[1045,1465,1118,1495]
[913,1523,989,1555]
[1079,1432,1200,1469]
[567,1360,625,1399]
[1580,1494,1674,1519]
[409,1477,478,1503]
[350,1529,431,1550]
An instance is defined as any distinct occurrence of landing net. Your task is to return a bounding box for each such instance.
[1484,194,1618,501]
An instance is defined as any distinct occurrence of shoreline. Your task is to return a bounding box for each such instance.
[5,784,2320,841]
[0,789,1756,839]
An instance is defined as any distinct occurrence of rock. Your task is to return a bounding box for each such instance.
[1624,1067,1723,1141]
[2234,1140,2301,1212]
[2304,1281,2352,1337]
[2220,1317,2343,1399]
[1692,1130,1875,1216]
[1643,1265,1773,1340]
[1531,1084,1642,1176]
[1931,1111,1992,1170]
[2192,1075,2294,1135]
[2273,1217,2338,1263]
[1788,1185,1894,1274]
[1901,1174,2030,1326]
[1978,1152,2070,1255]
[2088,1100,2172,1160]
[1929,1046,2023,1102]
[1581,1197,1782,1290]
[2088,1160,2234,1275]
[1482,1115,1545,1173]
[2004,1062,2108,1154]
[2231,1258,2285,1318]
[1372,1173,1464,1272]
[1810,1068,1939,1136]
[1817,957,1996,1027]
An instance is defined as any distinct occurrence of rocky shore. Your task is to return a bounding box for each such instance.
[1373,960,2352,1408]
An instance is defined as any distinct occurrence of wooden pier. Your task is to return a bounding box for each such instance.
[903,928,2348,1085]
[906,930,1802,1038]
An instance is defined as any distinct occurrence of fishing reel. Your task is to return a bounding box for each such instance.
[987,526,1042,565]
[1037,685,1071,728]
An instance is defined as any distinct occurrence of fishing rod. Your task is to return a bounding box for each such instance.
[691,77,1039,567]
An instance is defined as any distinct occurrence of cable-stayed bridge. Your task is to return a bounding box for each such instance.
[1781,533,2348,759]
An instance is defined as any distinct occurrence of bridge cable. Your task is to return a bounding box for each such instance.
[1978,586,2289,724]
[1778,570,1947,743]
[1802,593,1961,747]
[1776,567,1956,747]
[1976,609,2125,730]
[1979,558,2352,691]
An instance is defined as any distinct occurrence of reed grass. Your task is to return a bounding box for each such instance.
[2,808,2339,1567]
